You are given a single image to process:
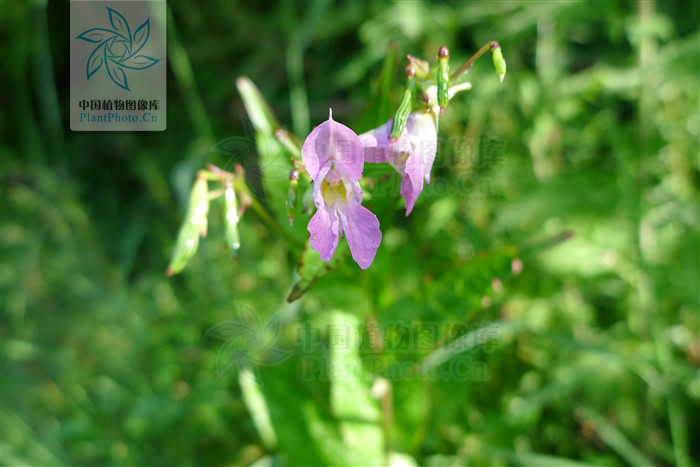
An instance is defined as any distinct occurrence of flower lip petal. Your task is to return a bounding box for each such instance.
[308,203,340,262]
[337,200,382,269]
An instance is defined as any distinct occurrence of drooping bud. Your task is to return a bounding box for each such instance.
[491,43,506,83]
[287,168,300,226]
[437,46,450,113]
[389,65,417,140]
[406,54,430,79]
[166,174,209,275]
[223,181,241,255]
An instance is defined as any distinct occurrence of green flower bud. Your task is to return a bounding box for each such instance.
[406,54,430,79]
[167,175,209,275]
[491,45,506,83]
[390,65,417,140]
[437,46,450,112]
[286,168,300,226]
[224,182,241,255]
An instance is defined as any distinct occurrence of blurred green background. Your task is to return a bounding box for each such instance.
[2,1,699,466]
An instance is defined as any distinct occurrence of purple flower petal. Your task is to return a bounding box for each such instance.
[308,203,340,262]
[359,111,439,215]
[337,201,382,269]
[406,112,438,184]
[359,119,392,163]
[401,152,425,215]
[302,109,364,181]
[400,173,420,216]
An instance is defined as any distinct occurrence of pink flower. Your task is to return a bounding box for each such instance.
[359,111,438,215]
[302,110,382,269]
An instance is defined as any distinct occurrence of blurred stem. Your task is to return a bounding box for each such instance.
[205,164,302,249]
[450,40,500,80]
[578,408,657,467]
[283,2,328,135]
[166,6,214,142]
[286,38,310,137]
[637,2,691,466]
[15,5,45,166]
[31,0,68,171]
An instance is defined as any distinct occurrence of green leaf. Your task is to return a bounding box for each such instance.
[354,41,399,133]
[239,368,278,449]
[287,242,349,302]
[235,77,280,137]
[321,310,384,466]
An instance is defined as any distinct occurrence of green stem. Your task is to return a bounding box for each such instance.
[166,6,214,142]
[450,40,500,80]
[234,176,302,250]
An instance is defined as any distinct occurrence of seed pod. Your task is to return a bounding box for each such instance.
[287,168,300,226]
[491,45,506,83]
[390,65,417,140]
[437,46,450,112]
[166,175,209,275]
[224,181,241,255]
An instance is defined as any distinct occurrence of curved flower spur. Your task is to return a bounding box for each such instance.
[302,110,382,270]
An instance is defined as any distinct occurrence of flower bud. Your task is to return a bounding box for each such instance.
[437,46,450,112]
[406,54,430,79]
[287,168,300,226]
[390,66,417,140]
[491,45,506,83]
[224,182,241,255]
[166,175,209,275]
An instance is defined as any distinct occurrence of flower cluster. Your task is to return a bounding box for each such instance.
[167,43,506,278]
[302,106,439,269]
[301,42,506,269]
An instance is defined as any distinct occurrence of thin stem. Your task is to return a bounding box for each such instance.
[244,184,303,249]
[450,40,500,81]
[207,188,225,200]
[232,171,302,250]
[166,6,214,142]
